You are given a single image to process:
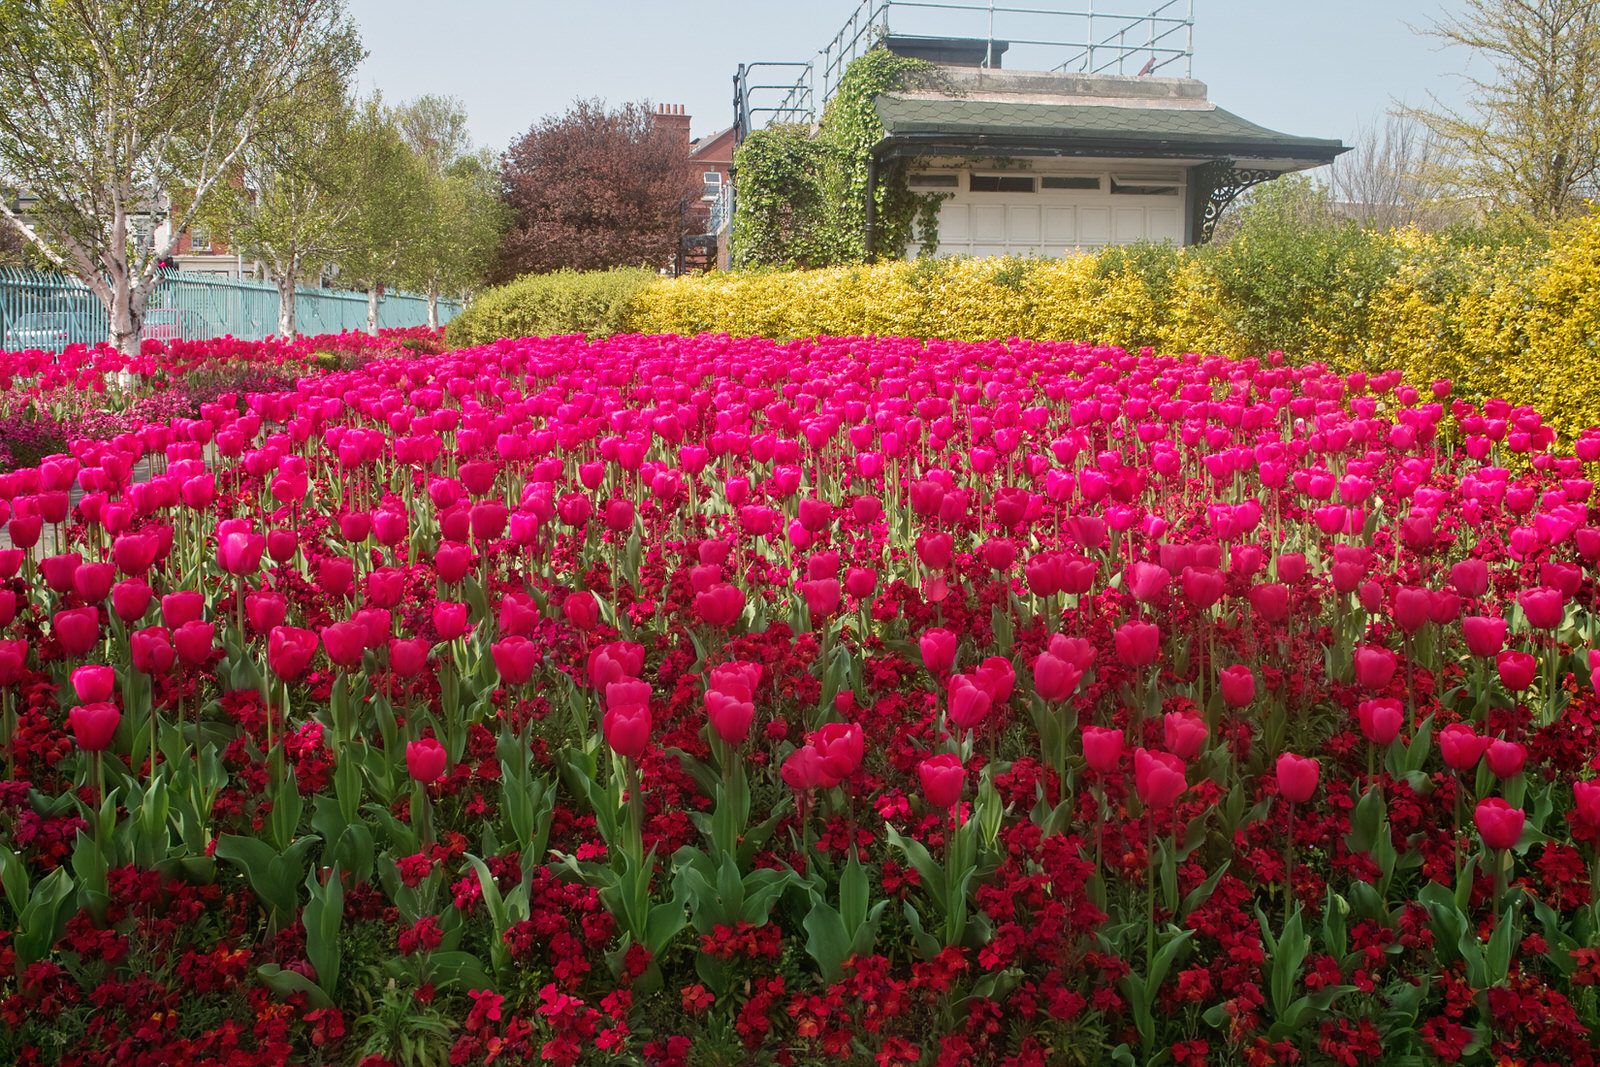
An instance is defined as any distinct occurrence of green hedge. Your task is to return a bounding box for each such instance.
[445,267,655,347]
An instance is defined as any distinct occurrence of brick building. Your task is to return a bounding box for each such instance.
[653,104,735,271]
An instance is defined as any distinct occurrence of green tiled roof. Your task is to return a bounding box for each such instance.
[874,93,1345,158]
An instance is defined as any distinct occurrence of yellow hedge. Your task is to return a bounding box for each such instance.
[458,212,1600,435]
[629,213,1600,435]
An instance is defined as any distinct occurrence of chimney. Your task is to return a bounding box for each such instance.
[653,102,692,143]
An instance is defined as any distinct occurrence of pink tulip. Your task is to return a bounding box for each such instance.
[1113,620,1160,668]
[1082,726,1124,773]
[918,753,966,811]
[1357,698,1403,745]
[1134,748,1186,809]
[69,702,121,752]
[1218,666,1255,708]
[1474,798,1524,850]
[1275,753,1320,803]
[406,738,448,783]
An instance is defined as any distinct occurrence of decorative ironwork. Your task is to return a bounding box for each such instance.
[1191,160,1277,244]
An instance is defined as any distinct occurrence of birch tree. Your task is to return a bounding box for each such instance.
[336,97,429,335]
[212,90,359,337]
[0,0,360,352]
[394,98,504,326]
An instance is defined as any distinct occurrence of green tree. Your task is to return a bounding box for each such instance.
[210,88,360,337]
[335,97,429,334]
[0,0,361,352]
[728,48,944,269]
[1409,0,1600,221]
[394,97,504,326]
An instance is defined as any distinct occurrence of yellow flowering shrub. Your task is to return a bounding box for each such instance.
[473,212,1600,433]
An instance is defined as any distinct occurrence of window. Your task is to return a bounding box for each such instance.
[702,171,723,186]
[970,173,1035,193]
[1041,175,1102,191]
[908,172,959,189]
[187,224,212,251]
[1110,174,1181,196]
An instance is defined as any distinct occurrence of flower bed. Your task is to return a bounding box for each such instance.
[0,327,445,472]
[2,334,1600,1065]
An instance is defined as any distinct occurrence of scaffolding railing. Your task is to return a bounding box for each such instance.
[734,0,1196,139]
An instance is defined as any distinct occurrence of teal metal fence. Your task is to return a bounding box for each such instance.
[0,267,461,352]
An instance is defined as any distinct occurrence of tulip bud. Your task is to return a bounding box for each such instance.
[1357,698,1403,745]
[406,737,448,783]
[69,701,121,752]
[1474,797,1524,850]
[1081,726,1123,773]
[1218,665,1255,708]
[1275,753,1320,803]
[918,753,966,811]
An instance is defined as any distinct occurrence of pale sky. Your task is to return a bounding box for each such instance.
[346,1,1472,156]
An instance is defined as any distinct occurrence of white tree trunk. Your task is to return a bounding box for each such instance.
[106,205,146,354]
[427,282,439,330]
[277,277,297,338]
[366,285,380,335]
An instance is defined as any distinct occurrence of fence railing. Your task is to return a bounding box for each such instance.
[0,267,461,353]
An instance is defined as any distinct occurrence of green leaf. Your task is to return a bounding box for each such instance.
[1347,786,1384,853]
[1146,927,1194,1000]
[1180,860,1230,919]
[257,963,334,1008]
[1485,899,1521,987]
[840,847,868,932]
[0,845,29,915]
[900,900,942,959]
[883,825,945,901]
[303,863,345,997]
[14,866,74,968]
[803,899,851,983]
[644,897,688,955]
[426,950,494,992]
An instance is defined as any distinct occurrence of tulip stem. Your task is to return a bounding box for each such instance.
[1492,847,1506,925]
[1402,634,1416,734]
[2,689,12,780]
[1452,772,1463,883]
[624,757,645,867]
[1145,816,1156,975]
[414,782,434,848]
[1283,802,1296,929]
